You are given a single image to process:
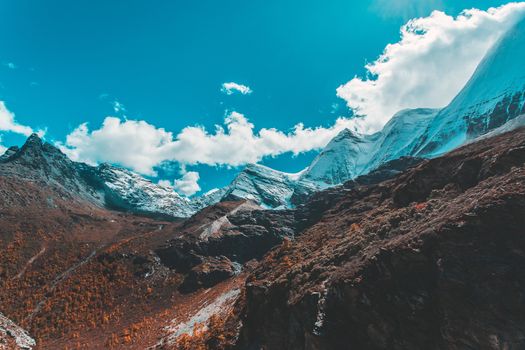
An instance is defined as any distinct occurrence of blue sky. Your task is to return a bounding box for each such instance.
[0,0,519,195]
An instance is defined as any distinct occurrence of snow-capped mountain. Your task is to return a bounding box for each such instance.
[221,163,318,208]
[300,108,439,187]
[92,164,199,218]
[0,136,219,218]
[363,108,439,173]
[414,15,525,157]
[302,15,525,186]
[301,129,379,186]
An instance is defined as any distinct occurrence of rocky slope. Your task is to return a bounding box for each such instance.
[230,126,525,350]
[0,134,104,206]
[0,135,225,219]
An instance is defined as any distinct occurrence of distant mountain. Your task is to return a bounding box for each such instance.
[0,136,210,218]
[221,164,318,208]
[300,108,439,186]
[300,129,379,186]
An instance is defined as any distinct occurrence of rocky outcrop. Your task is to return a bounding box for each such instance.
[179,256,241,293]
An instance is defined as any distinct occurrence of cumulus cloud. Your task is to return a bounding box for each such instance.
[173,171,201,196]
[337,3,525,133]
[57,3,525,177]
[0,102,45,153]
[57,117,174,175]
[157,170,201,196]
[58,111,358,175]
[221,82,253,95]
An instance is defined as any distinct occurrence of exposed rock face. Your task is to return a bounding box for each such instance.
[179,256,241,293]
[234,127,525,350]
[350,156,424,187]
[0,146,19,162]
[155,201,298,280]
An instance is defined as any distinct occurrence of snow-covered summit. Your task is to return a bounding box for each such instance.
[364,108,439,173]
[303,16,525,185]
[94,163,199,218]
[300,108,439,186]
[301,128,378,185]
[414,15,525,157]
[222,163,316,208]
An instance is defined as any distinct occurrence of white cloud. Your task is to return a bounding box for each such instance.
[337,3,525,133]
[157,168,201,196]
[58,117,174,175]
[4,62,17,70]
[173,171,201,196]
[0,102,45,153]
[221,82,253,95]
[0,102,37,137]
[58,111,357,175]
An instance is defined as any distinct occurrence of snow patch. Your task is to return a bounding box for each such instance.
[0,313,35,349]
[161,289,240,346]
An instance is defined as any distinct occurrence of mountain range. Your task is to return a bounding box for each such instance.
[6,11,522,220]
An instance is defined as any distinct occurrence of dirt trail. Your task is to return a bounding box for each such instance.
[14,246,46,280]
